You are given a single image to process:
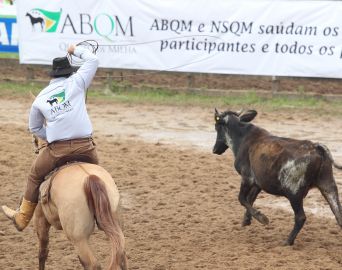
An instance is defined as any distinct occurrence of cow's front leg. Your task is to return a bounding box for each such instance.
[242,185,261,226]
[239,179,269,225]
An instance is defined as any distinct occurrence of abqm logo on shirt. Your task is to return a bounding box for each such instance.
[47,90,65,106]
[47,90,73,118]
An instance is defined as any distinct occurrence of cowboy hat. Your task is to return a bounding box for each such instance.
[49,57,75,77]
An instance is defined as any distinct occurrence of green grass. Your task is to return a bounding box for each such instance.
[102,82,342,113]
[0,53,19,59]
[0,81,44,96]
[0,80,341,114]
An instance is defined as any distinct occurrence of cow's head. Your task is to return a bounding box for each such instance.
[212,109,257,155]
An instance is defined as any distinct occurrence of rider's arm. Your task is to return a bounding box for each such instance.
[28,104,47,140]
[69,45,99,90]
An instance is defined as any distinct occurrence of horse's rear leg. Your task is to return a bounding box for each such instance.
[74,239,101,270]
[120,250,128,270]
[34,203,51,270]
[242,186,261,226]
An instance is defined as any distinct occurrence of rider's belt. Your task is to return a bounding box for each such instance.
[49,137,93,145]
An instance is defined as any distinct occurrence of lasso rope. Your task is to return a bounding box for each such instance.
[67,35,225,79]
[67,39,99,66]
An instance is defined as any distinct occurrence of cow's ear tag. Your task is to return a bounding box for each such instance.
[215,116,220,122]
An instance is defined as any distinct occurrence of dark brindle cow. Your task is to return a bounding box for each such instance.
[213,109,342,245]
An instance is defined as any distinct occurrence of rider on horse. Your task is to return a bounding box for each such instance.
[2,43,99,231]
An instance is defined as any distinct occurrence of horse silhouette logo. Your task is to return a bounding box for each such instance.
[47,90,65,107]
[47,97,58,106]
[26,12,44,31]
[26,8,62,33]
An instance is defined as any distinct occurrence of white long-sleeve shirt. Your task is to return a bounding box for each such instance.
[29,46,99,143]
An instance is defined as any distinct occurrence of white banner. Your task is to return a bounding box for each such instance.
[16,0,342,78]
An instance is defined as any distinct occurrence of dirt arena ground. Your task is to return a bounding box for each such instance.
[0,96,342,269]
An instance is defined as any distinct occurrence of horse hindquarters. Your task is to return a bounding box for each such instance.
[84,175,127,270]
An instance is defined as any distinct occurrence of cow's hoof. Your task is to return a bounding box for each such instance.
[256,213,269,225]
[241,218,251,227]
[282,239,294,246]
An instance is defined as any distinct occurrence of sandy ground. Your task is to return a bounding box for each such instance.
[0,97,342,270]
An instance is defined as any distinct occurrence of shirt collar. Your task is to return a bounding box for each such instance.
[49,77,66,85]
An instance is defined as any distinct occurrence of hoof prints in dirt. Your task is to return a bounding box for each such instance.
[1,103,342,269]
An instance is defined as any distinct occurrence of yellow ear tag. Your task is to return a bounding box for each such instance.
[216,117,220,121]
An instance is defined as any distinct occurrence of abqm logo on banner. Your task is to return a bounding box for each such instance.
[24,8,133,38]
[16,0,342,79]
[0,4,18,53]
[25,8,62,33]
[17,0,137,67]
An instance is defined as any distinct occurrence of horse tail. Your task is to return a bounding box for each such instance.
[84,175,127,270]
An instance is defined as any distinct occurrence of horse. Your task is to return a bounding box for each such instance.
[26,12,44,31]
[33,137,128,269]
[46,97,58,106]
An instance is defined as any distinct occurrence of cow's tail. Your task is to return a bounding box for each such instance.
[84,175,127,270]
[315,143,342,170]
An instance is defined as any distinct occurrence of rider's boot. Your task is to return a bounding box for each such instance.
[1,198,37,231]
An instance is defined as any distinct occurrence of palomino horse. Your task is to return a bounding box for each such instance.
[33,139,127,269]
